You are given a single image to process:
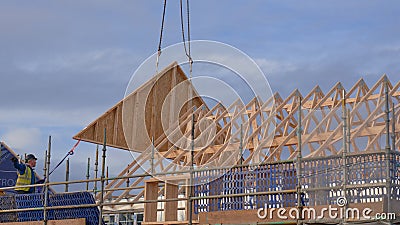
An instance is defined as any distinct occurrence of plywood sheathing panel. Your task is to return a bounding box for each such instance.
[144,181,159,222]
[164,183,179,221]
[74,62,207,152]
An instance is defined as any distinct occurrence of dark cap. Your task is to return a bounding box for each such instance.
[26,154,37,161]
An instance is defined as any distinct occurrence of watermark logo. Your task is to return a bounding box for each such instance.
[336,196,347,207]
[257,197,396,220]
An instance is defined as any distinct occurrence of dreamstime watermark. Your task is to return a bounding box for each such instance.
[257,197,396,220]
[257,205,373,220]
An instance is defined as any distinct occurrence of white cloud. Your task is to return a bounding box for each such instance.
[2,128,42,150]
[255,58,299,75]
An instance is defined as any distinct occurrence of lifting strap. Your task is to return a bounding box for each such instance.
[48,140,81,176]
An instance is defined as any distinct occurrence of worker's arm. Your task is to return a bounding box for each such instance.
[35,179,45,184]
[11,158,26,175]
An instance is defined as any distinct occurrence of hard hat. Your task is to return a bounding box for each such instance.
[26,154,38,161]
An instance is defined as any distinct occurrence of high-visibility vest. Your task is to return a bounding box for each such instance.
[15,166,33,192]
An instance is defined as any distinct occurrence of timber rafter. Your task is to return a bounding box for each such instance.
[74,64,399,205]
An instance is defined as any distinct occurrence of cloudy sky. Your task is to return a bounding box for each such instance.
[1,1,399,191]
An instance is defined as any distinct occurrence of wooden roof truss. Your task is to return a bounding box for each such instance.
[75,67,399,204]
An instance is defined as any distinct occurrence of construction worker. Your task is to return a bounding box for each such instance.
[11,154,41,194]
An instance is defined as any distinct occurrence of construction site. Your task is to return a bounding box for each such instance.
[1,1,400,225]
[1,61,400,225]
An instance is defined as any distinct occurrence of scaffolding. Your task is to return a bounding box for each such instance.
[1,63,400,225]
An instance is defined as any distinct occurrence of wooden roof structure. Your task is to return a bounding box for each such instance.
[73,62,209,152]
[74,63,400,203]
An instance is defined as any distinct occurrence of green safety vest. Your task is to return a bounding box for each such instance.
[15,166,33,192]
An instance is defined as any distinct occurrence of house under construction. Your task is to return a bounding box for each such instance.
[71,62,400,225]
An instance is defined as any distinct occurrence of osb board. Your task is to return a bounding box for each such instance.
[0,218,85,225]
[74,62,207,152]
[199,202,384,224]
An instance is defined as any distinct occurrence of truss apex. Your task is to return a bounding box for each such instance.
[335,82,344,90]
